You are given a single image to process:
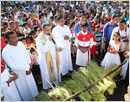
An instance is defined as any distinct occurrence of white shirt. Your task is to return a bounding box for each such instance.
[52,20,58,26]
[23,28,31,36]
[31,54,39,65]
[14,15,18,20]
[17,11,26,16]
[110,27,129,52]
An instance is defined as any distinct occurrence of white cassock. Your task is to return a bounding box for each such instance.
[2,42,35,101]
[52,24,73,75]
[36,34,61,89]
[1,68,22,101]
[75,31,93,66]
[26,73,39,98]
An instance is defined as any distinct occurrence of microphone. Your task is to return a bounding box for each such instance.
[49,33,56,44]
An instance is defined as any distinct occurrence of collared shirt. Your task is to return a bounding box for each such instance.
[74,22,91,37]
[103,22,118,43]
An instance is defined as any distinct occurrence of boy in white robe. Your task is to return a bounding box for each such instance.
[52,16,73,76]
[75,21,93,66]
[2,30,35,101]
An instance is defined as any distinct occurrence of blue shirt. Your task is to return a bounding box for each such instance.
[19,19,23,25]
[103,22,118,43]
[45,17,50,23]
[74,22,91,37]
[28,7,33,12]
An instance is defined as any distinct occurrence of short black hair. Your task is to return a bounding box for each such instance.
[5,30,15,39]
[42,23,51,30]
[1,32,5,37]
[9,21,14,25]
[50,16,54,19]
[17,33,24,37]
[18,36,26,41]
[54,15,57,19]
[33,26,38,32]
[23,22,28,27]
[57,16,63,22]
[23,14,26,17]
[39,13,45,19]
[38,10,42,14]
[1,27,6,31]
[30,47,35,54]
[26,35,32,40]
[81,21,88,27]
[28,31,36,35]
[111,14,118,19]
[70,21,75,28]
[118,19,126,24]
[1,13,6,17]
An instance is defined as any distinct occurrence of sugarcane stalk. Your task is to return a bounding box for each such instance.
[64,60,126,101]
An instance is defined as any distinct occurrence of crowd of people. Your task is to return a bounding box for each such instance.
[1,1,129,101]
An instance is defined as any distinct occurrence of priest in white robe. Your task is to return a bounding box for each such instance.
[1,58,22,101]
[2,30,35,101]
[36,23,61,89]
[52,16,73,76]
[75,21,93,66]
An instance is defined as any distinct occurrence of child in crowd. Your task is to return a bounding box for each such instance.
[94,24,103,59]
[18,16,23,25]
[23,22,31,36]
[70,21,76,57]
[70,21,75,37]
[90,13,95,24]
[100,18,108,31]
[101,32,122,69]
[75,21,93,67]
[18,36,27,45]
[90,28,97,60]
[30,47,42,89]
[33,25,39,32]
[37,28,42,35]
[26,35,35,45]
[30,20,39,30]
[28,31,37,42]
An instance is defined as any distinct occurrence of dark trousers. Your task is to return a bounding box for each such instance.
[104,41,109,54]
[119,51,125,63]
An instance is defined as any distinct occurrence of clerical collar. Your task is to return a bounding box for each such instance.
[81,31,88,35]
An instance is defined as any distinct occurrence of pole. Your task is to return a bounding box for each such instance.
[64,60,126,101]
